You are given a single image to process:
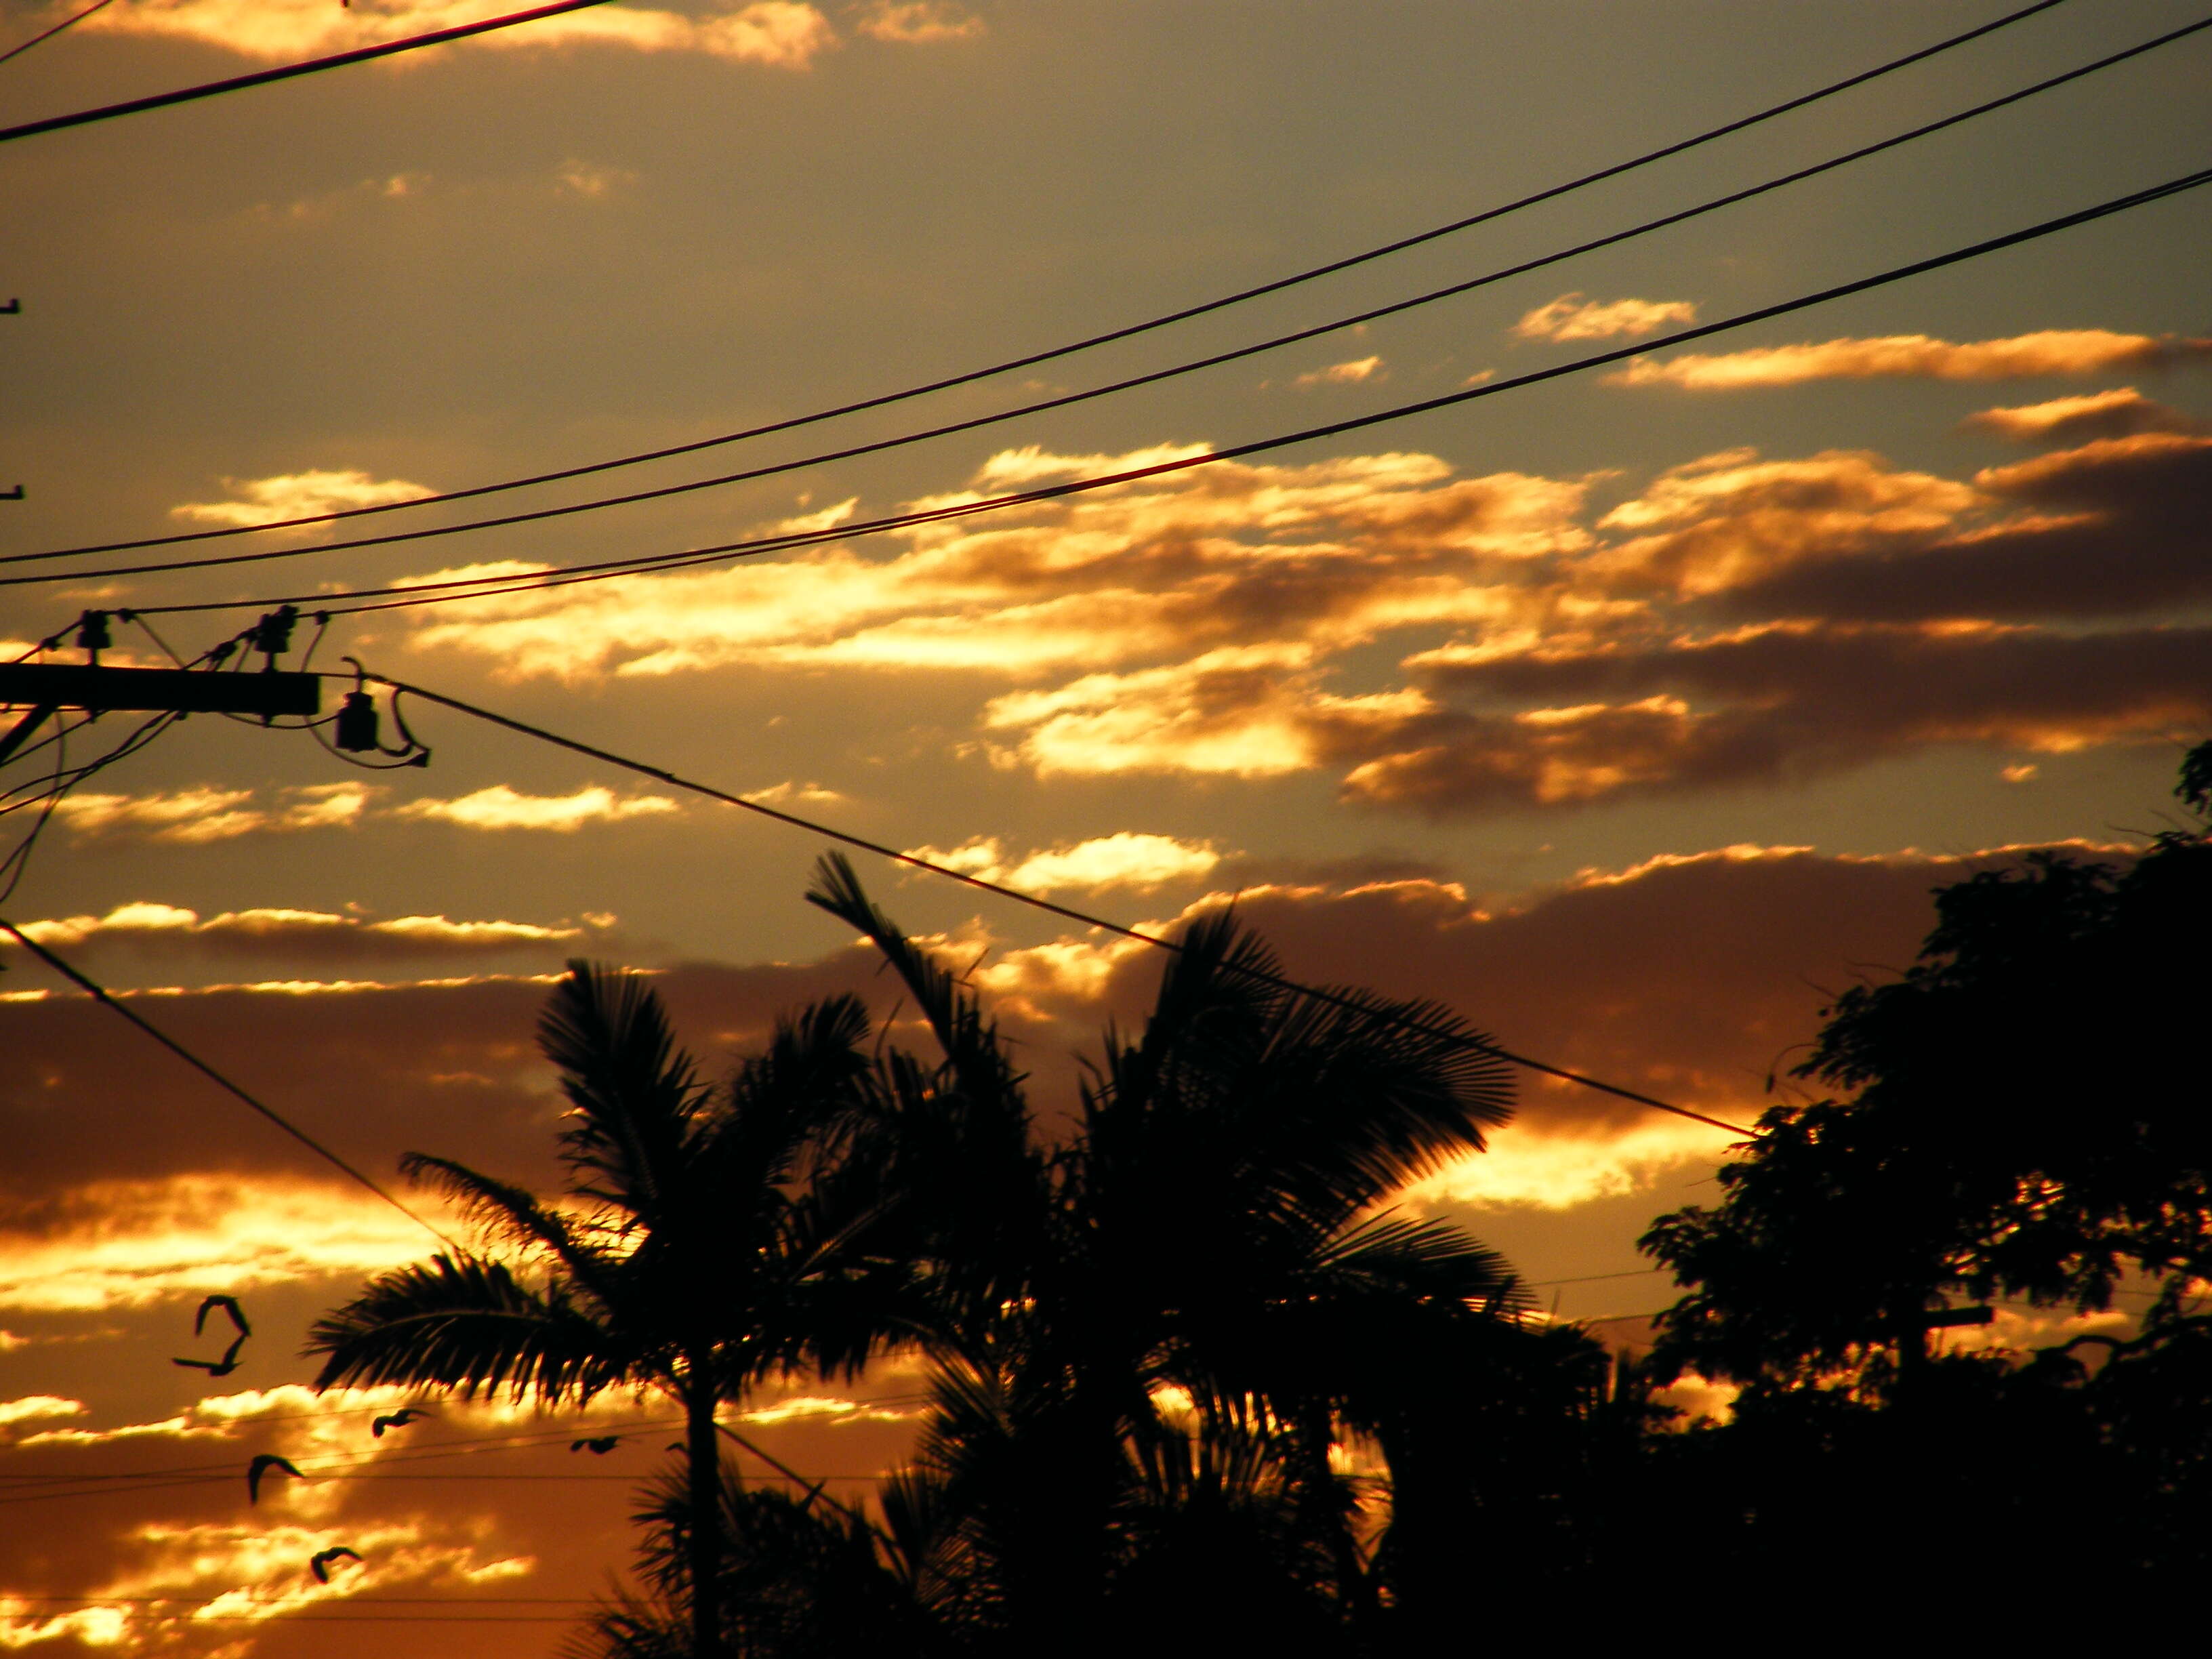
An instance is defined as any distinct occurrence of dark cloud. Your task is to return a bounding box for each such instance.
[1346,621,2212,814]
[1713,434,2212,623]
[3,841,2136,1213]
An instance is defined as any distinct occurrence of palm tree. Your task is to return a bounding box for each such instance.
[308,964,908,1659]
[804,853,1532,1641]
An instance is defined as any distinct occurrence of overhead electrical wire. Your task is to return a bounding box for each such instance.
[0,919,456,1248]
[0,0,119,69]
[0,1406,921,1509]
[351,670,1759,1138]
[107,157,2212,621]
[16,0,2079,562]
[0,0,621,146]
[14,6,2207,590]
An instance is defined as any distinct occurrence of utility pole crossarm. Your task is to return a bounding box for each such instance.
[0,663,320,716]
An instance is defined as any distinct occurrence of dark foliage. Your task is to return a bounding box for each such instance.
[1644,743,2212,1382]
[1613,743,2212,1603]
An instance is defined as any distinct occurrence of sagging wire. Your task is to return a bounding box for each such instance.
[0,706,184,905]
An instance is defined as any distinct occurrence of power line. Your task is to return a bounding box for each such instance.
[0,0,620,146]
[16,5,2203,590]
[4,1601,601,1610]
[354,671,1756,1138]
[0,919,455,1247]
[62,1619,588,1628]
[0,0,118,68]
[113,155,2212,621]
[17,0,2077,560]
[0,1416,692,1507]
[1526,1268,1671,1289]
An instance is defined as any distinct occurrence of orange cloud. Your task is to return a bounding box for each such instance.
[1514,293,1696,343]
[1591,447,1977,600]
[382,426,2209,805]
[3,902,588,961]
[1961,387,2202,445]
[1292,356,1385,388]
[390,784,680,832]
[0,1176,453,1312]
[981,646,1433,779]
[86,0,839,67]
[853,1,983,43]
[170,470,435,537]
[403,445,1592,681]
[0,1397,84,1435]
[1409,1117,1727,1211]
[1608,329,2212,389]
[54,783,372,844]
[901,832,1224,895]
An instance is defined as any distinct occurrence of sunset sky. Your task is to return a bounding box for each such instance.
[2,0,2209,1650]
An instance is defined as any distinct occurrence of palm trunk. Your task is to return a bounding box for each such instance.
[684,1371,723,1659]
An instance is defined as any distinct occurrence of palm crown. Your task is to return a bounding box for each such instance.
[308,962,908,1658]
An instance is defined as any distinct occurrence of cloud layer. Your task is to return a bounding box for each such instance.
[383,418,2211,815]
[1608,329,2212,389]
[87,0,842,66]
[56,783,680,843]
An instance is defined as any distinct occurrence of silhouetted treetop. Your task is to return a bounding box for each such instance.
[1643,743,2212,1385]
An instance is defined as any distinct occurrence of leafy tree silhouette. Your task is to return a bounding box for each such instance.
[1626,741,2212,1603]
[1644,742,2212,1385]
[308,965,909,1659]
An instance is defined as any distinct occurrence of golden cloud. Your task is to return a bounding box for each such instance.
[853,0,983,43]
[1961,387,2203,445]
[1590,447,1978,600]
[0,1176,451,1313]
[1607,328,2212,389]
[54,783,372,844]
[382,426,2209,806]
[901,832,1223,895]
[1407,1118,1729,1210]
[169,470,434,537]
[1514,293,1696,343]
[44,1517,537,1647]
[0,1396,84,1435]
[1291,356,1385,388]
[389,784,680,832]
[86,0,838,67]
[400,445,1591,680]
[981,646,1431,779]
[743,780,849,808]
[4,902,586,961]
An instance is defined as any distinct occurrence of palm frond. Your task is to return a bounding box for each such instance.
[306,1253,648,1401]
[805,853,1027,1122]
[398,1153,623,1298]
[1317,1210,1525,1311]
[538,961,710,1221]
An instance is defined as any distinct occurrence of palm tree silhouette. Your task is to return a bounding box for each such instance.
[308,964,906,1659]
[806,853,1526,1642]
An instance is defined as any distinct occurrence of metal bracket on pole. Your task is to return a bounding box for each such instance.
[0,663,321,722]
